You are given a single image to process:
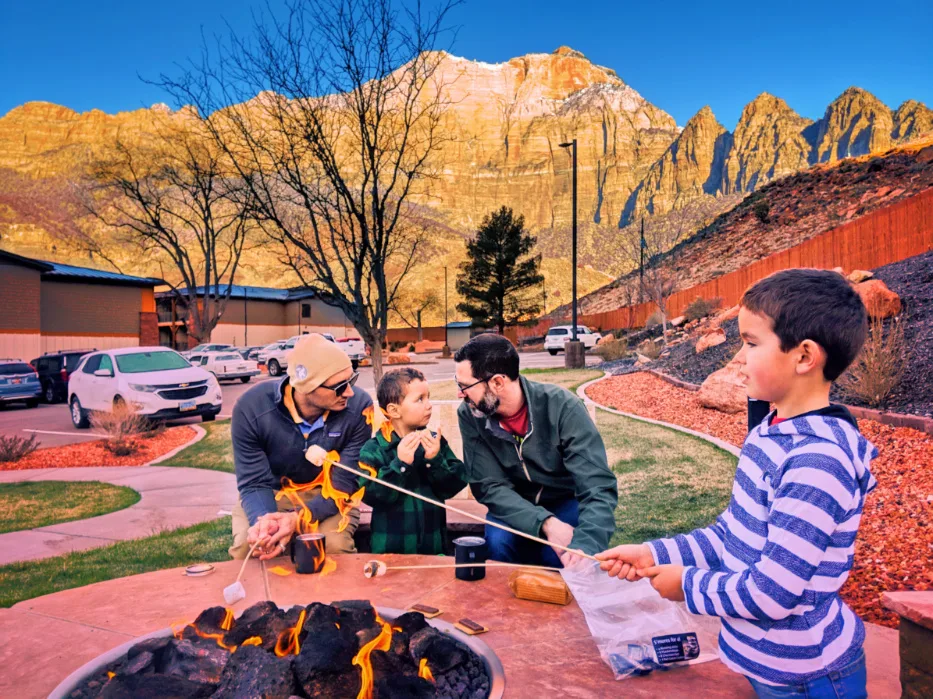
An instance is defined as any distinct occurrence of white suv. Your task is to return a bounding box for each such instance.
[543,325,600,355]
[68,347,223,428]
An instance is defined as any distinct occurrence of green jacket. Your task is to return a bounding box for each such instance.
[457,376,618,555]
[358,427,467,555]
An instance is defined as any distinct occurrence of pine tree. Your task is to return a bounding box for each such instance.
[456,206,544,333]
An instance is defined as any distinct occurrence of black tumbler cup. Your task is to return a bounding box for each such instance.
[453,536,487,581]
[291,533,327,574]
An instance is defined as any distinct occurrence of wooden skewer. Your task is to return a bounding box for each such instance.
[325,458,598,562]
[386,562,562,572]
[235,540,263,584]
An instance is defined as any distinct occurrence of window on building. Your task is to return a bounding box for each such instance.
[301,303,311,318]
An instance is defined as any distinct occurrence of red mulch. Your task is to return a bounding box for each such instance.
[0,426,198,471]
[586,372,933,628]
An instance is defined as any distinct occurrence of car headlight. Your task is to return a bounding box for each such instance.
[129,383,158,392]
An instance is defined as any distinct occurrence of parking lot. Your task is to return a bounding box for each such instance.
[0,352,599,449]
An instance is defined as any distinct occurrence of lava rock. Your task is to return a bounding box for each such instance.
[99,673,213,699]
[163,638,230,684]
[212,645,296,699]
[192,606,233,636]
[304,601,340,628]
[332,600,377,636]
[374,674,435,698]
[391,612,429,636]
[409,627,467,673]
[223,606,291,650]
[118,650,155,676]
[293,624,360,699]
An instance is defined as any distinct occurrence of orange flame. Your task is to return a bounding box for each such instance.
[320,557,338,576]
[220,608,234,632]
[418,658,435,683]
[352,622,393,699]
[363,404,389,438]
[274,609,307,657]
[107,671,115,680]
[279,450,367,534]
[240,636,263,647]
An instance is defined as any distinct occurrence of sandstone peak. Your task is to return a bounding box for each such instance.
[892,99,933,142]
[814,86,893,162]
[553,46,586,59]
[151,102,172,113]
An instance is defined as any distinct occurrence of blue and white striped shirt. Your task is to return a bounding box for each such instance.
[648,410,877,686]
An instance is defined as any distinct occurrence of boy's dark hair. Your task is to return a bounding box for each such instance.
[454,334,520,381]
[741,269,869,381]
[376,367,425,410]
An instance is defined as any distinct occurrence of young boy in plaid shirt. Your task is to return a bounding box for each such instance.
[359,368,467,554]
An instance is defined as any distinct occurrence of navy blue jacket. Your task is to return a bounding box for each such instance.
[232,377,373,525]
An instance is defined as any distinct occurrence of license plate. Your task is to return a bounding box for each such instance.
[12,379,21,384]
[180,400,196,412]
[238,365,246,371]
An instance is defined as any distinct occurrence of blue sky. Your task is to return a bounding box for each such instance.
[2,0,930,129]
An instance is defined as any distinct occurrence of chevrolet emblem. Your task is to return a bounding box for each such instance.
[180,383,189,388]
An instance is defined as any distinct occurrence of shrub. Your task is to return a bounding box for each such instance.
[91,404,149,456]
[753,200,770,223]
[408,344,416,352]
[0,434,39,463]
[140,421,167,440]
[684,296,724,322]
[838,314,909,408]
[593,339,629,362]
[645,310,665,328]
[637,339,662,360]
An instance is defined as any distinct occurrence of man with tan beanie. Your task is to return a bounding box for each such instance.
[228,333,373,559]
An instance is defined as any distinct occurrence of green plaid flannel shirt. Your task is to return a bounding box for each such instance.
[359,428,467,555]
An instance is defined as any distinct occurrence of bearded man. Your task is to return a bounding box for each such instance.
[454,334,618,567]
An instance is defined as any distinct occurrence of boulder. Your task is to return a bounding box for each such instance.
[670,315,686,328]
[596,334,615,346]
[635,353,652,365]
[832,266,846,276]
[847,269,874,284]
[387,353,412,364]
[855,279,902,318]
[413,340,446,354]
[697,358,747,414]
[695,328,727,353]
[711,305,740,328]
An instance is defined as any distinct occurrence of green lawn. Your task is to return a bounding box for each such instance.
[160,419,233,473]
[0,516,232,608]
[0,481,140,534]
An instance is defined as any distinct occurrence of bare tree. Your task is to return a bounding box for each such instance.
[87,122,255,344]
[616,198,721,343]
[155,0,458,380]
[391,289,440,341]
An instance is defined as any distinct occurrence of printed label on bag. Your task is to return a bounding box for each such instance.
[651,633,700,664]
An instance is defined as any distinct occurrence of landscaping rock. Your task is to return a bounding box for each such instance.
[710,305,740,328]
[856,279,902,318]
[695,328,727,353]
[696,358,747,414]
[670,315,686,327]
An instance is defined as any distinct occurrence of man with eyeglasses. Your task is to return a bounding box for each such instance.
[455,334,618,568]
[228,333,372,559]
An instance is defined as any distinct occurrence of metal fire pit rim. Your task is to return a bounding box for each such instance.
[48,605,504,699]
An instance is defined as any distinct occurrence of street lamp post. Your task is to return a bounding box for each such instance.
[558,138,584,368]
[442,266,451,358]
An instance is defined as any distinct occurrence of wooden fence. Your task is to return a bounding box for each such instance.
[518,187,933,337]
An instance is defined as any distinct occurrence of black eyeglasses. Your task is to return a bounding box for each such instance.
[456,374,498,393]
[321,371,359,396]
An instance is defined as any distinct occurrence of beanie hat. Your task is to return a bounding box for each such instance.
[286,333,352,394]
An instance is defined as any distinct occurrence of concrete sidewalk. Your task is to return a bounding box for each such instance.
[0,466,237,565]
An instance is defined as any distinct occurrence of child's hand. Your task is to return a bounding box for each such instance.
[421,425,443,461]
[396,432,421,465]
[595,544,654,581]
[638,564,686,601]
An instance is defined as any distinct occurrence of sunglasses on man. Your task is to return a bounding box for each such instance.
[320,371,359,396]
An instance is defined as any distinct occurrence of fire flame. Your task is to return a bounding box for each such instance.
[418,658,435,683]
[241,636,263,647]
[280,450,373,535]
[107,671,115,680]
[352,621,393,699]
[274,609,307,657]
[362,404,389,438]
[220,608,234,632]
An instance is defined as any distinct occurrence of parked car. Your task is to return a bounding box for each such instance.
[0,359,41,408]
[543,325,600,355]
[68,347,222,428]
[182,343,235,359]
[188,351,261,383]
[30,349,95,403]
[237,346,263,361]
[331,335,366,371]
[257,338,298,377]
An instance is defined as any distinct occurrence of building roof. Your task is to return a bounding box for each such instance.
[446,321,472,328]
[155,284,319,301]
[0,249,163,287]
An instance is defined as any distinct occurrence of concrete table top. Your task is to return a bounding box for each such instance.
[2,554,901,697]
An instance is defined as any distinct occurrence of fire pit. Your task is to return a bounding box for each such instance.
[50,600,504,699]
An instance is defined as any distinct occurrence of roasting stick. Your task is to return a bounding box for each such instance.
[363,559,561,578]
[306,447,598,563]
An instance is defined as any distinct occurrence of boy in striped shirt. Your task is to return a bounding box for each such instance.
[597,269,878,698]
